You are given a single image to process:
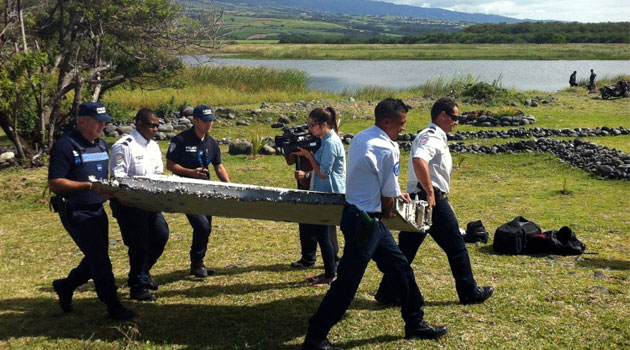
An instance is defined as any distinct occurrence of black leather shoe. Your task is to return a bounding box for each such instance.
[190,265,215,278]
[107,304,136,321]
[130,288,157,302]
[374,292,401,307]
[460,286,494,305]
[405,320,448,340]
[52,279,74,313]
[145,278,158,291]
[302,338,342,350]
[291,260,315,269]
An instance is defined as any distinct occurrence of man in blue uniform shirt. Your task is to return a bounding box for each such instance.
[376,97,494,307]
[301,98,447,350]
[110,108,170,301]
[48,102,134,321]
[166,105,231,278]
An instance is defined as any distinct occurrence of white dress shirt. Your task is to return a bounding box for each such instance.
[110,129,163,178]
[406,122,452,194]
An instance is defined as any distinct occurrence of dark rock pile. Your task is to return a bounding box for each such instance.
[458,113,536,127]
[448,127,630,141]
[447,138,629,180]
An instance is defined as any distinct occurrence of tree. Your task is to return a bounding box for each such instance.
[0,0,223,163]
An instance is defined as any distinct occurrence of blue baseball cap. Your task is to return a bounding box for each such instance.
[78,102,112,122]
[193,105,216,121]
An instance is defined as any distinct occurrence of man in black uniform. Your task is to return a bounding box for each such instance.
[569,71,578,87]
[49,102,134,321]
[589,69,597,91]
[166,105,231,278]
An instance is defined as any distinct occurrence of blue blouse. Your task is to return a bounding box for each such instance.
[313,129,346,194]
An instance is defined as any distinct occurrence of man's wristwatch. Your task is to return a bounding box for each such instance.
[305,172,311,179]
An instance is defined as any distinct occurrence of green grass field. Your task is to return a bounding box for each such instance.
[1,61,629,349]
[215,43,630,60]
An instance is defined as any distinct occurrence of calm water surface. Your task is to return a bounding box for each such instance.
[183,56,630,93]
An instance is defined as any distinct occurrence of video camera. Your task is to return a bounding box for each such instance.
[272,123,321,155]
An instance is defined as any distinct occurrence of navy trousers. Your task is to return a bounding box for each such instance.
[303,224,337,278]
[186,214,214,266]
[377,196,477,301]
[306,206,424,341]
[59,205,119,306]
[299,224,339,265]
[111,199,169,288]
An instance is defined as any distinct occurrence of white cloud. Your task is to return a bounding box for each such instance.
[377,0,630,22]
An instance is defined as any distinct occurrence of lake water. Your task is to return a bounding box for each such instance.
[183,56,630,93]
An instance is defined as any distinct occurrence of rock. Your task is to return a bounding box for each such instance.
[271,122,285,128]
[252,109,262,115]
[349,97,355,102]
[261,102,271,109]
[260,144,277,155]
[290,114,299,121]
[180,106,194,117]
[227,113,236,120]
[158,123,173,132]
[229,140,253,155]
[104,124,117,135]
[531,101,539,107]
[0,152,15,162]
[155,132,167,141]
[265,117,274,123]
[236,120,250,126]
[278,115,291,124]
[525,98,532,106]
[117,126,134,135]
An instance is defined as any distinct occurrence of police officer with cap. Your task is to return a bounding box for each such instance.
[166,105,231,278]
[376,97,494,306]
[301,98,447,350]
[49,102,134,321]
[109,108,170,301]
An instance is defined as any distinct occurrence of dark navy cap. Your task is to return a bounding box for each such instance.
[78,102,112,122]
[193,105,216,121]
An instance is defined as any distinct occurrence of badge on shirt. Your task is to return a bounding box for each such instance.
[186,146,197,153]
[393,161,400,176]
[168,143,176,153]
[97,163,103,172]
[115,153,125,165]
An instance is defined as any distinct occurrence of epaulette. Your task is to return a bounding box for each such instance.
[121,137,133,147]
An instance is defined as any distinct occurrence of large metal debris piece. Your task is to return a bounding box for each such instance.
[92,175,430,232]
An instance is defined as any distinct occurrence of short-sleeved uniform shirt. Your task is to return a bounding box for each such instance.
[406,122,452,194]
[110,129,163,178]
[345,126,402,213]
[48,130,109,206]
[312,129,346,194]
[166,128,221,179]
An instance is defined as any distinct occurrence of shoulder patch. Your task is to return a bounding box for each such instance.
[168,143,176,153]
[115,153,125,165]
[393,161,400,176]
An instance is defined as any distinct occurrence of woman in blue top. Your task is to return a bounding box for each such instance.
[293,107,346,286]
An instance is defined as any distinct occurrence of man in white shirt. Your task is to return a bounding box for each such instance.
[109,108,170,301]
[301,98,447,350]
[376,97,493,306]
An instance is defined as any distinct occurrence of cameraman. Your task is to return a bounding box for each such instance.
[291,107,345,286]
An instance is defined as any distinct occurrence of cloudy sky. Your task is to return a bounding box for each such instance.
[378,0,630,22]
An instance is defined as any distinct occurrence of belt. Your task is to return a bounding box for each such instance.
[344,203,382,219]
[415,185,447,201]
[69,203,104,211]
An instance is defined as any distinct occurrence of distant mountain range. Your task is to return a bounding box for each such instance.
[182,0,524,24]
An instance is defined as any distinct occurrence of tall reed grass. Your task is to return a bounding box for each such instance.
[178,65,309,92]
[346,74,479,101]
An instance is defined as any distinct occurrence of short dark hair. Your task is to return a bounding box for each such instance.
[374,98,410,124]
[430,97,458,122]
[135,108,157,125]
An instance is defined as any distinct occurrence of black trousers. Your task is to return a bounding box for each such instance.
[58,205,119,306]
[299,224,340,265]
[186,214,213,266]
[111,199,169,288]
[377,196,477,302]
[303,224,337,278]
[305,206,424,342]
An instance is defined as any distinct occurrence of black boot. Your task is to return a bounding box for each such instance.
[52,278,74,313]
[130,287,157,302]
[460,286,494,305]
[405,320,448,340]
[302,337,342,350]
[190,264,215,278]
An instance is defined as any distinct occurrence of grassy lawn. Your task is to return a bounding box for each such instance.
[1,61,629,349]
[0,145,628,349]
[215,43,630,60]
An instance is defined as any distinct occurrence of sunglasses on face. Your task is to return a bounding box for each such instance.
[143,121,160,128]
[446,112,461,121]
